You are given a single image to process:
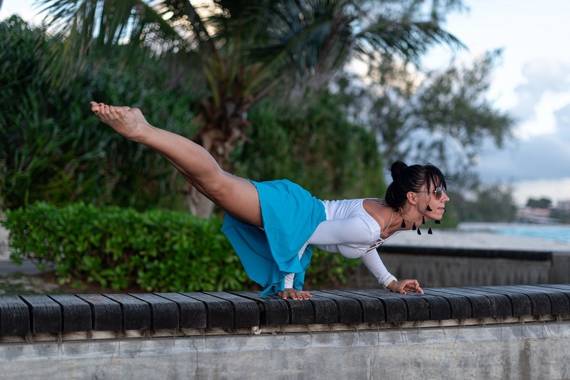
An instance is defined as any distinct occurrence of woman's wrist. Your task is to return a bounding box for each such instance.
[384,275,398,289]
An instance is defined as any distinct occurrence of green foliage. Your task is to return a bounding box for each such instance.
[36,0,464,95]
[526,197,552,209]
[3,202,248,291]
[306,249,361,288]
[1,17,387,213]
[3,203,360,291]
[451,184,518,222]
[233,93,386,200]
[0,16,196,210]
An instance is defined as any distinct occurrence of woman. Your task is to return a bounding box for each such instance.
[90,102,450,300]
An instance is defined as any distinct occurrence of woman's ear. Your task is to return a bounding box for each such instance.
[406,191,417,205]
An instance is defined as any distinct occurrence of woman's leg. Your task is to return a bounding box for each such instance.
[90,102,262,226]
[92,102,308,299]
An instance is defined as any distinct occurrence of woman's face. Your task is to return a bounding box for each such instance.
[416,181,450,221]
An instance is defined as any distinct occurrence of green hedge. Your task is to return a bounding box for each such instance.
[3,203,359,291]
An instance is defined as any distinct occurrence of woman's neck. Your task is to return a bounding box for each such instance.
[364,200,423,239]
[384,206,423,237]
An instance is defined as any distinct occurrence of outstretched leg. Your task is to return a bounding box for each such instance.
[90,102,262,227]
[92,102,311,300]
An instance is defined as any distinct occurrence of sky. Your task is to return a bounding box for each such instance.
[1,1,570,206]
[423,1,570,205]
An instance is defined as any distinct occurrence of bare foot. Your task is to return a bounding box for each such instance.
[90,101,152,142]
[278,289,312,300]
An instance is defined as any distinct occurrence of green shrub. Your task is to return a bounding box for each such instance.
[4,203,248,291]
[3,202,360,291]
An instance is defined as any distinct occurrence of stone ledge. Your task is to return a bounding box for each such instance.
[2,284,570,341]
[2,321,570,379]
[0,314,567,344]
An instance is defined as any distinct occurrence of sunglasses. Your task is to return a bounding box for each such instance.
[418,186,447,200]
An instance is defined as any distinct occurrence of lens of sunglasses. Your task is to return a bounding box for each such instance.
[433,187,444,199]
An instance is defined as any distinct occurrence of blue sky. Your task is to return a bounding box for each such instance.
[2,1,570,205]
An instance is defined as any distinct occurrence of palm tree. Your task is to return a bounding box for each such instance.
[36,0,464,217]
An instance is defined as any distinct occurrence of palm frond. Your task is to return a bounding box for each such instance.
[355,17,465,63]
[247,1,350,78]
[34,0,190,85]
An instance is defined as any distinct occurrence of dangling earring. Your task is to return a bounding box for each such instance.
[425,206,433,234]
[401,219,406,228]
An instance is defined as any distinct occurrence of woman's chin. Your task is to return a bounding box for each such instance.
[426,212,444,221]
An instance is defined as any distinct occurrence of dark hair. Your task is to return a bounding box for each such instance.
[384,161,447,210]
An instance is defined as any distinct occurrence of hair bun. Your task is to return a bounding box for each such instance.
[390,161,408,182]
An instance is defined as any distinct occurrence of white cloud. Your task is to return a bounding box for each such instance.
[513,178,570,206]
[476,133,570,183]
[515,90,570,139]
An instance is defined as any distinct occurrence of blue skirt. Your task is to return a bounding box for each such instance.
[221,179,326,296]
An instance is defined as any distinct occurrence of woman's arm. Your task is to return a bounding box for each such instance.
[360,250,397,286]
[284,247,423,294]
[359,250,424,294]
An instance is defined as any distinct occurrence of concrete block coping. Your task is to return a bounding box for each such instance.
[1,284,570,343]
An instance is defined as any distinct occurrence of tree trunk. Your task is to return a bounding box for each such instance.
[185,99,249,218]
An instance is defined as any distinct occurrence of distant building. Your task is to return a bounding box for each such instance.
[516,207,555,224]
[557,200,570,212]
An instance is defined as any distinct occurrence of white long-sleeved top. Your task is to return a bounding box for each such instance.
[284,198,397,289]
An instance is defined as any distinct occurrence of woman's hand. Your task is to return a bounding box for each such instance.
[278,288,312,300]
[387,279,424,294]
